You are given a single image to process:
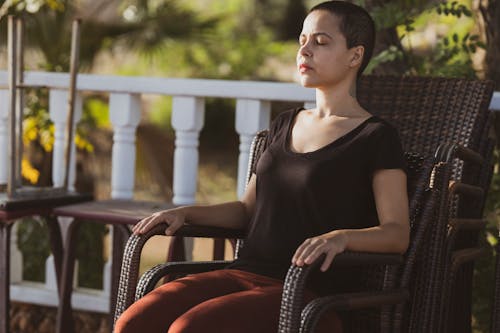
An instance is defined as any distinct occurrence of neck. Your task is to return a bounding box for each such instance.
[314,79,360,117]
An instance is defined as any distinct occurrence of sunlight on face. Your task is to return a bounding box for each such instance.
[296,10,354,89]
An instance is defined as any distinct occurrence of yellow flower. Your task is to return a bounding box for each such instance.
[21,158,40,184]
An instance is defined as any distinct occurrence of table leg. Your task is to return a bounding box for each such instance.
[0,223,11,333]
[55,219,81,333]
[46,216,64,292]
[213,238,225,260]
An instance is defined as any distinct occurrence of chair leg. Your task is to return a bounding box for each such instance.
[109,224,131,330]
[45,215,64,292]
[167,236,186,262]
[56,219,81,333]
[0,223,11,333]
[163,236,186,283]
[213,238,225,260]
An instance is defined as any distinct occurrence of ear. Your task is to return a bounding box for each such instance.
[350,46,365,68]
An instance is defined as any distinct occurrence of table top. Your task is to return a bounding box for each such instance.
[52,199,176,225]
[0,191,93,222]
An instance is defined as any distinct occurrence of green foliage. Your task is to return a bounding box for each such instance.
[16,218,50,282]
[149,96,173,131]
[75,223,108,289]
[365,0,481,78]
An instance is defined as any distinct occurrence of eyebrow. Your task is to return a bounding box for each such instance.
[299,32,333,39]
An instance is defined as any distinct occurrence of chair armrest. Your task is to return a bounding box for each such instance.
[113,222,244,327]
[331,252,404,267]
[135,261,233,300]
[435,143,483,166]
[300,290,409,333]
[277,252,403,333]
[175,225,246,239]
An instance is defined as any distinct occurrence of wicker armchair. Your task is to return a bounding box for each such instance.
[113,128,445,333]
[113,76,495,333]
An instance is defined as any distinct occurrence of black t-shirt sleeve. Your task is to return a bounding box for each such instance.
[368,125,407,174]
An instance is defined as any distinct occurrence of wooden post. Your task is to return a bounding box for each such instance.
[15,18,24,189]
[63,19,81,191]
[7,16,17,197]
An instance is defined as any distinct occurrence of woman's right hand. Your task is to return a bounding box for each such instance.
[132,207,187,236]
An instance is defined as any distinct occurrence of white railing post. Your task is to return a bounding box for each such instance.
[171,96,205,205]
[49,89,82,190]
[235,99,270,198]
[10,223,23,283]
[0,90,10,185]
[44,256,58,291]
[109,93,141,199]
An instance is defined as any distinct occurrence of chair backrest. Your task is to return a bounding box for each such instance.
[358,75,495,220]
[358,76,494,157]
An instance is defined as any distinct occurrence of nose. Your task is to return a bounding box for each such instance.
[298,41,312,58]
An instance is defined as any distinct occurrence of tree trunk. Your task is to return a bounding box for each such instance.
[480,0,500,87]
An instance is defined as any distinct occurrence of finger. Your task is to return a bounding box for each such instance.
[296,242,319,266]
[304,245,327,265]
[138,212,171,234]
[320,251,337,272]
[137,215,159,234]
[165,221,179,236]
[292,239,312,265]
[133,216,154,234]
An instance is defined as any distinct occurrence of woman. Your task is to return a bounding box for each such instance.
[115,1,409,332]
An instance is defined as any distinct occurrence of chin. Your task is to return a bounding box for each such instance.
[300,79,317,88]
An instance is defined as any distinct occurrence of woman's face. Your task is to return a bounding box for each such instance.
[297,10,359,89]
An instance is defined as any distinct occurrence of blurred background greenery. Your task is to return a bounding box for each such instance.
[0,0,499,331]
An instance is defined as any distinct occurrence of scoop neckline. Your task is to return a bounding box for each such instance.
[284,107,375,157]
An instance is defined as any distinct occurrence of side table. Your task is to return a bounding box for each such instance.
[0,192,92,333]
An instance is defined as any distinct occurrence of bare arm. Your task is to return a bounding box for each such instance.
[292,169,410,271]
[133,174,257,235]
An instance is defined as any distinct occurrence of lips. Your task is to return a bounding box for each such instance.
[298,63,313,73]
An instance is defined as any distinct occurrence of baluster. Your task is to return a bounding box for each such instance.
[235,99,270,198]
[9,223,22,283]
[109,93,141,199]
[45,256,57,291]
[171,96,205,205]
[0,90,9,185]
[49,89,82,190]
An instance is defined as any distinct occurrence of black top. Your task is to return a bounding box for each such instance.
[227,107,406,292]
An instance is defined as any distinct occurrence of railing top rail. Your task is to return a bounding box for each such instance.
[0,70,316,102]
[0,70,499,110]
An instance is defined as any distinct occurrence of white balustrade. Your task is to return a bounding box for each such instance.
[235,99,270,198]
[109,93,141,199]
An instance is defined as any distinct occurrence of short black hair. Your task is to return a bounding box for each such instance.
[310,1,375,76]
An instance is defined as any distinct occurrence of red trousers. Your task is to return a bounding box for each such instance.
[115,269,343,333]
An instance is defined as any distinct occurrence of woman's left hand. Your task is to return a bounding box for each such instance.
[292,231,348,272]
